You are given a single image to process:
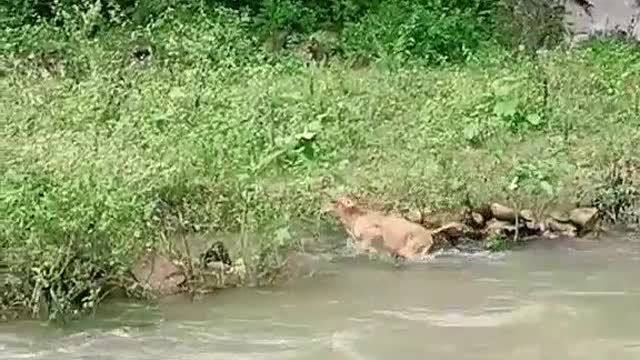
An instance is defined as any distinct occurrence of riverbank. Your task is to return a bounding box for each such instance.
[2,12,640,320]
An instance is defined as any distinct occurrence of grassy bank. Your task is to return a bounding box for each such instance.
[2,5,640,320]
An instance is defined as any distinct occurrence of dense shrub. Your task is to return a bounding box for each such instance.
[340,0,498,63]
[2,0,503,63]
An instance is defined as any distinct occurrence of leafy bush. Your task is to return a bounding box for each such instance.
[340,0,498,63]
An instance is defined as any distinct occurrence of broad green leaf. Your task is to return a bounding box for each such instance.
[539,180,554,196]
[493,98,519,117]
[526,113,542,125]
[168,88,185,99]
[463,123,480,141]
[308,120,322,132]
[492,77,519,97]
[296,130,316,140]
[508,176,519,191]
[274,226,291,245]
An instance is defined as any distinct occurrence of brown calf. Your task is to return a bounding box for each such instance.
[323,196,436,261]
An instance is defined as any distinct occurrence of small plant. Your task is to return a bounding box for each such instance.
[580,159,640,224]
[491,76,545,132]
[507,162,556,197]
[462,99,495,145]
[485,234,509,252]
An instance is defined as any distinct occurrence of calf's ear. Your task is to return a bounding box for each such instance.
[341,197,355,208]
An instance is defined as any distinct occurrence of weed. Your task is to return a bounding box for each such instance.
[485,234,509,252]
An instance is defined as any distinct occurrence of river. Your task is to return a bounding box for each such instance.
[2,232,640,359]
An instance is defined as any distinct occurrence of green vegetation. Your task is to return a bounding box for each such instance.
[1,0,640,321]
[485,234,509,252]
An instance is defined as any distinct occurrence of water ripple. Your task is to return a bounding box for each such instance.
[372,303,546,328]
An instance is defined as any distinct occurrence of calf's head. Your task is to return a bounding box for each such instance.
[321,196,363,225]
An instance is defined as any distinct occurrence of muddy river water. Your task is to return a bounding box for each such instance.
[2,233,640,360]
